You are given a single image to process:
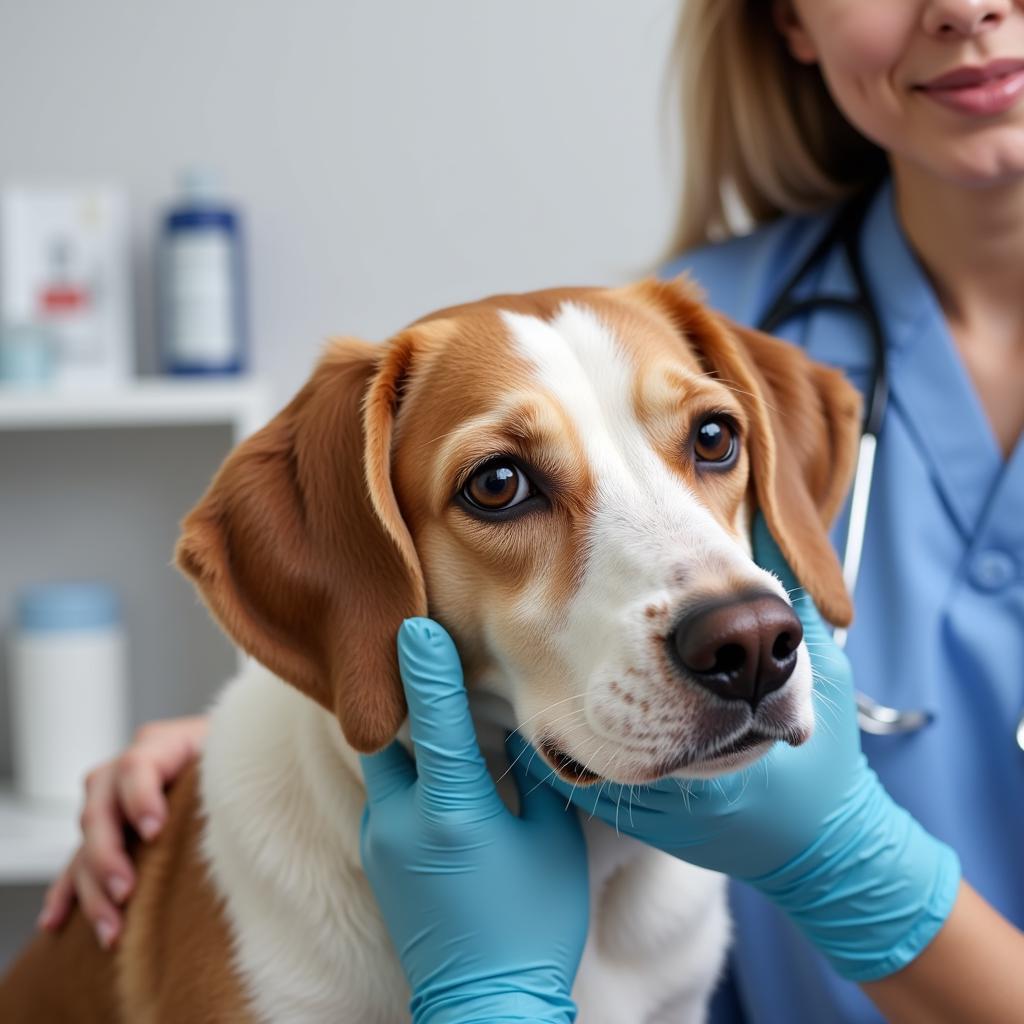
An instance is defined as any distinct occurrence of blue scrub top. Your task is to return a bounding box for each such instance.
[664,179,1024,1024]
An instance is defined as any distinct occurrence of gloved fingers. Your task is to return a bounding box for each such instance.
[751,513,799,590]
[397,618,503,814]
[360,741,416,805]
[751,513,833,647]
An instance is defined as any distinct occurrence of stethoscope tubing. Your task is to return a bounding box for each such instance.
[757,188,935,738]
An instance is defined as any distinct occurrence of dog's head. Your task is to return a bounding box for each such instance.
[176,277,859,783]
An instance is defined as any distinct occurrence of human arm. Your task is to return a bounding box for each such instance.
[360,610,1024,1024]
[863,880,1024,1024]
[359,617,589,1024]
[38,715,208,946]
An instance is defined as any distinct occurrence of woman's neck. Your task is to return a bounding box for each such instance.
[892,162,1024,325]
[891,161,1024,456]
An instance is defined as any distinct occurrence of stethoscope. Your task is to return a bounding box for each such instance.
[756,188,938,739]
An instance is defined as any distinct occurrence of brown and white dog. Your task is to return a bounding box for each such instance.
[1,277,859,1023]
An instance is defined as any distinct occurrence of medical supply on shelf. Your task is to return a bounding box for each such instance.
[8,582,128,805]
[0,323,56,387]
[159,168,247,374]
[1,187,132,388]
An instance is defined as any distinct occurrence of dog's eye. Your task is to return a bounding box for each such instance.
[463,461,534,511]
[693,417,737,465]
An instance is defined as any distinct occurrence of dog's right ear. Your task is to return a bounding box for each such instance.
[175,337,426,753]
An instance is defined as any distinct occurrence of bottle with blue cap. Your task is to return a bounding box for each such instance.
[8,582,128,805]
[159,168,247,374]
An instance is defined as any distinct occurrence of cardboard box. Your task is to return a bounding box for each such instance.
[2,187,132,388]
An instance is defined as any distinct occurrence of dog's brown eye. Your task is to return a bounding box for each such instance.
[464,461,533,510]
[694,417,737,465]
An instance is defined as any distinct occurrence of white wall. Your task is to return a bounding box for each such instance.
[0,0,683,406]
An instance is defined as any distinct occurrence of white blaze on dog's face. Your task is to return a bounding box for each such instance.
[390,283,858,786]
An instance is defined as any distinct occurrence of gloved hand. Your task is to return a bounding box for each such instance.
[359,618,589,1024]
[510,515,961,982]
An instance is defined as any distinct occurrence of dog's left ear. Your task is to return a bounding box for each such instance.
[628,277,862,627]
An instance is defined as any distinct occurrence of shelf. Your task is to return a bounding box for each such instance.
[0,791,77,885]
[0,378,270,439]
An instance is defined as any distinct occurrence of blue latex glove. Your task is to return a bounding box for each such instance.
[359,618,589,1024]
[510,515,961,982]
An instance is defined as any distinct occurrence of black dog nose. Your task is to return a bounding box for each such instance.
[670,593,803,708]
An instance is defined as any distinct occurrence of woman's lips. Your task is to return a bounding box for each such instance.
[916,59,1024,116]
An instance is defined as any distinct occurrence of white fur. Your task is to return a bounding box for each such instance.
[502,304,813,782]
[201,664,728,1024]
[198,301,815,1023]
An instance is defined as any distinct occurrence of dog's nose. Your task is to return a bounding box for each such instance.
[670,593,803,708]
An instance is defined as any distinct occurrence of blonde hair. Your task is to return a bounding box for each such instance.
[668,0,886,255]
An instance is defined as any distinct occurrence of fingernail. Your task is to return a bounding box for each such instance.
[138,815,161,840]
[108,876,130,903]
[96,920,116,949]
[36,908,54,930]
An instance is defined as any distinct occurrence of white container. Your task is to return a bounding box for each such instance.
[8,583,128,806]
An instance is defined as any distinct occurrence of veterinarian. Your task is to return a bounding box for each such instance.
[40,0,1024,1021]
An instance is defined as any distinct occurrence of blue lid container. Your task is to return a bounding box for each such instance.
[16,583,121,633]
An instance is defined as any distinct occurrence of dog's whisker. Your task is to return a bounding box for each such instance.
[673,777,693,812]
[564,741,610,810]
[587,776,612,821]
[496,707,591,785]
[706,375,782,415]
[524,763,561,798]
[508,693,588,732]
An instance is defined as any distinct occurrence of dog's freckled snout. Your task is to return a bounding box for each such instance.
[669,593,802,708]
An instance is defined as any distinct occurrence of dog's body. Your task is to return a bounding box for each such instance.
[200,664,729,1023]
[1,279,859,1023]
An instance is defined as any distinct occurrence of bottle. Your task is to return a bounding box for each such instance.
[160,169,247,374]
[8,583,128,805]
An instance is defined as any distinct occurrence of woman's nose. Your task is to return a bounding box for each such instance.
[922,0,1010,38]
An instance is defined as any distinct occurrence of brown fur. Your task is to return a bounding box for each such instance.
[0,765,250,1023]
[115,763,254,1022]
[0,276,861,1019]
[625,277,861,626]
[176,340,428,754]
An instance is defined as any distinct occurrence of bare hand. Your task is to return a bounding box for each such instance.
[37,715,209,948]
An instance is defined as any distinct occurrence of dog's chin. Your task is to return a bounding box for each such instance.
[670,737,776,779]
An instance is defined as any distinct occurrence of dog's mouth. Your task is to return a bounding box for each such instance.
[539,725,806,786]
[539,740,603,786]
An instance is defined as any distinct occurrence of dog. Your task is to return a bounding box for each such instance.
[0,276,859,1023]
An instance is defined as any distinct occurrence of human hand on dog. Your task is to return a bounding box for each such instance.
[505,515,960,984]
[359,618,588,1024]
[38,715,209,947]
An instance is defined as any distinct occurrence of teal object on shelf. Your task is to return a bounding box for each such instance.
[16,582,121,632]
[0,324,56,387]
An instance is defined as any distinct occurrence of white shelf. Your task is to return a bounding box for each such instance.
[0,378,270,439]
[0,792,77,885]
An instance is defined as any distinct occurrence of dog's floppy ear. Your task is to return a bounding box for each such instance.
[629,277,861,627]
[175,335,426,752]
